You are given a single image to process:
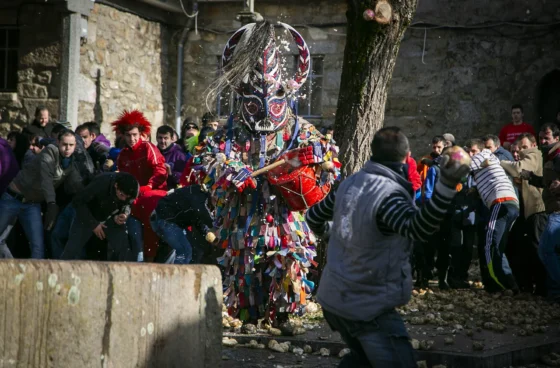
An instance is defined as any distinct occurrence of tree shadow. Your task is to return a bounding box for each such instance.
[142,284,222,367]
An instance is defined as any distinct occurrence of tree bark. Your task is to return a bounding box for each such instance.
[334,0,418,176]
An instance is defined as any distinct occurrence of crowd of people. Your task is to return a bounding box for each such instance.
[2,103,560,302]
[0,106,221,264]
[407,104,560,300]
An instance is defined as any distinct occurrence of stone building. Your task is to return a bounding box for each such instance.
[0,0,559,153]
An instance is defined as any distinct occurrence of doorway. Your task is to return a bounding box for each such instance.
[538,69,560,129]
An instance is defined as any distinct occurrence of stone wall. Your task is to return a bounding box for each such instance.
[170,0,560,155]
[166,0,347,128]
[79,3,169,142]
[0,4,62,135]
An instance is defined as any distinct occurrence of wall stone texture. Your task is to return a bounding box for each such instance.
[0,4,62,136]
[78,3,169,142]
[171,0,560,155]
[2,0,560,157]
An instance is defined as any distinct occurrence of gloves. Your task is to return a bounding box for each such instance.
[297,143,323,166]
[44,202,59,231]
[421,158,435,167]
[231,168,257,193]
[438,155,471,189]
[519,169,534,181]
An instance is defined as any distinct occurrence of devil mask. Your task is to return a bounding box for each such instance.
[221,21,310,134]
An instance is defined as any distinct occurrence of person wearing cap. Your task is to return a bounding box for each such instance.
[56,172,140,261]
[180,118,200,155]
[443,133,455,148]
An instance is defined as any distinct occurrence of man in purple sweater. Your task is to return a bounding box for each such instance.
[156,126,187,189]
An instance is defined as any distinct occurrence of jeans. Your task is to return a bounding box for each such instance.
[479,201,519,292]
[150,213,192,265]
[0,192,44,258]
[538,212,560,298]
[51,205,82,259]
[126,216,144,262]
[323,308,416,368]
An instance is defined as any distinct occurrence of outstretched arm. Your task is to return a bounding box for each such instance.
[305,189,336,236]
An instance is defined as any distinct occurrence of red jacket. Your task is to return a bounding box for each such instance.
[117,140,168,192]
[407,156,422,192]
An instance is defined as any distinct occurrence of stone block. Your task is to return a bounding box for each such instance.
[95,50,105,64]
[96,38,108,50]
[20,44,61,68]
[77,74,96,104]
[0,261,222,368]
[17,68,35,83]
[22,99,60,122]
[307,27,328,41]
[36,70,53,84]
[17,83,48,98]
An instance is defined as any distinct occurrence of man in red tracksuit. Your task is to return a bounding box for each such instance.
[112,110,168,261]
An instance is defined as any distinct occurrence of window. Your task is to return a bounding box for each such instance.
[0,28,18,92]
[295,55,324,118]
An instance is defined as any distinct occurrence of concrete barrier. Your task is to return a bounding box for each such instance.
[0,261,222,368]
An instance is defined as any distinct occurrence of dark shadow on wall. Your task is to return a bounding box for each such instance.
[94,68,104,126]
[142,285,222,368]
[537,69,560,130]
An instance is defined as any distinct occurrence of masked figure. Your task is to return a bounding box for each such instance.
[181,21,340,325]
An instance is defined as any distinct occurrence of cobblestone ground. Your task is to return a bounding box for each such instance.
[221,347,340,368]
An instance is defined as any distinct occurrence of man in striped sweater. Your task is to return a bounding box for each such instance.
[305,127,470,367]
[466,139,520,293]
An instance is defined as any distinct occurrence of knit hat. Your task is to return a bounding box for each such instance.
[443,133,455,145]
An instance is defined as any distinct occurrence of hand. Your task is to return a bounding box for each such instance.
[231,168,257,193]
[438,155,471,188]
[103,159,114,171]
[93,223,107,240]
[44,203,59,231]
[519,169,533,181]
[165,163,172,175]
[114,213,128,225]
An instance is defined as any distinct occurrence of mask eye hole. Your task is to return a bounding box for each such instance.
[275,88,286,98]
[245,101,259,115]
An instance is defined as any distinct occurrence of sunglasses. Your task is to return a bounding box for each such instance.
[185,125,197,130]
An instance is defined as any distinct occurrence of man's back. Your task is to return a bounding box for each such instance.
[317,161,413,321]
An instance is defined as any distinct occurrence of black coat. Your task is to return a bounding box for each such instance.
[155,185,213,231]
[72,173,133,231]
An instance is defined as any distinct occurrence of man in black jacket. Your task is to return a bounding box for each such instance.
[150,185,215,264]
[54,172,139,261]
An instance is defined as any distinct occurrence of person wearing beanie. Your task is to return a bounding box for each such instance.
[443,133,455,147]
[56,172,139,261]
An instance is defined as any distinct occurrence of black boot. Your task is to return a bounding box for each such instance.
[438,270,450,290]
[448,276,470,289]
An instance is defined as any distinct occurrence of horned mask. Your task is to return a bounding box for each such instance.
[221,21,310,134]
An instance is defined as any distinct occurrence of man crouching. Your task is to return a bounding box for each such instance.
[306,127,470,367]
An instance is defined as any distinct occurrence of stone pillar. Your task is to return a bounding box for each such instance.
[59,12,81,128]
[0,261,223,367]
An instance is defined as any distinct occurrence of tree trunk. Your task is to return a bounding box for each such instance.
[334,0,418,176]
